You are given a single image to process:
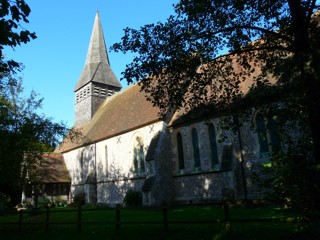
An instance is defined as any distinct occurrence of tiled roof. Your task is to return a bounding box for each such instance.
[168,9,320,127]
[58,83,161,152]
[168,56,274,127]
[35,153,71,183]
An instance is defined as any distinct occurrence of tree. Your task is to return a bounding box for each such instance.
[0,1,82,205]
[0,0,36,74]
[112,0,320,212]
[0,75,68,204]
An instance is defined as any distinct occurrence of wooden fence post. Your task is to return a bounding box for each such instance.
[18,210,23,231]
[116,204,121,231]
[115,205,121,231]
[163,207,168,231]
[224,202,232,232]
[45,206,50,232]
[77,205,82,233]
[223,203,229,222]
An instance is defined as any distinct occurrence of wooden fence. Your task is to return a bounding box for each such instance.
[0,204,290,233]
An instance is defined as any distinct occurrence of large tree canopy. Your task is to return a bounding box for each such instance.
[0,0,36,74]
[0,1,82,205]
[112,0,319,110]
[112,0,319,154]
[0,75,68,204]
[112,0,320,211]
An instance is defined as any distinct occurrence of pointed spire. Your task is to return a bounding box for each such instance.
[86,11,110,66]
[74,12,122,92]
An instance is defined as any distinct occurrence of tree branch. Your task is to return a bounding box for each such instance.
[204,25,293,43]
[211,45,293,62]
[306,0,318,28]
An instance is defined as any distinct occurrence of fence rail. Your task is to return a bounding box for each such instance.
[0,203,293,233]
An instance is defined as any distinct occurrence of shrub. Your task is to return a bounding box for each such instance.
[22,201,33,209]
[73,192,86,206]
[0,193,10,212]
[38,197,52,208]
[54,196,67,207]
[123,190,142,207]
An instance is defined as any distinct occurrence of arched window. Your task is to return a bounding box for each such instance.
[255,114,281,158]
[133,148,139,174]
[133,137,145,176]
[79,150,84,182]
[139,144,146,173]
[267,118,281,153]
[208,123,219,166]
[256,114,269,156]
[79,151,84,171]
[105,145,108,177]
[176,132,185,171]
[192,128,201,171]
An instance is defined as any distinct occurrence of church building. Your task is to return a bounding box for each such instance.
[57,12,275,206]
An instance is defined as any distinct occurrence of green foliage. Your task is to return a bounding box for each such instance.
[112,0,320,213]
[21,201,32,209]
[0,0,37,74]
[0,192,10,212]
[73,192,86,206]
[259,148,320,213]
[37,197,67,208]
[54,196,67,207]
[38,196,52,208]
[112,0,320,117]
[0,76,69,204]
[123,190,142,207]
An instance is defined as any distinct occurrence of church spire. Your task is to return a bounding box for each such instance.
[86,11,110,66]
[74,12,122,92]
[74,12,122,127]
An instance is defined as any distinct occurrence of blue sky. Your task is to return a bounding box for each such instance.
[5,0,177,128]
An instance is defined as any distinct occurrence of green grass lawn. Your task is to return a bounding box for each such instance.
[0,206,319,240]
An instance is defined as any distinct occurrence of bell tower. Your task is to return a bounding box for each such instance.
[74,12,122,127]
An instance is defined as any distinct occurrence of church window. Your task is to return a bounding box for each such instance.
[176,132,185,172]
[255,114,281,158]
[80,151,84,170]
[105,145,108,177]
[192,128,201,172]
[139,144,146,173]
[79,150,84,181]
[208,123,219,167]
[133,137,146,176]
[267,118,281,153]
[133,148,139,174]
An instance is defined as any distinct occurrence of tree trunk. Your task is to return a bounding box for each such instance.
[288,0,320,163]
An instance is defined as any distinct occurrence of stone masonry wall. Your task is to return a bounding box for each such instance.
[63,121,166,205]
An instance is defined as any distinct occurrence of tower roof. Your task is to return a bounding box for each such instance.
[74,12,122,92]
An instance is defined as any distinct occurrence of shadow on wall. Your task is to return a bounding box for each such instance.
[70,146,96,202]
[173,143,236,203]
[95,161,143,206]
